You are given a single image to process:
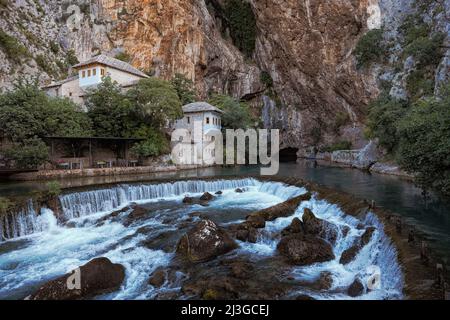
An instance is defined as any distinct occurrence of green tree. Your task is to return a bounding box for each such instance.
[171,73,196,105]
[5,137,49,169]
[127,77,182,128]
[86,77,135,137]
[0,81,92,141]
[366,93,409,153]
[0,29,30,63]
[130,126,169,158]
[114,52,131,63]
[209,94,253,129]
[397,88,450,196]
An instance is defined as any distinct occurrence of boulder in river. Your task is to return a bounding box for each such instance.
[235,188,244,193]
[302,208,338,243]
[200,192,214,201]
[277,234,335,266]
[215,191,223,195]
[246,214,266,229]
[348,278,365,297]
[28,257,125,300]
[124,205,149,226]
[176,219,237,263]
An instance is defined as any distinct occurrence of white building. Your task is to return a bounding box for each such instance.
[42,54,148,107]
[173,102,223,165]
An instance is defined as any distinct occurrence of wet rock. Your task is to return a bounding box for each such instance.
[246,214,266,229]
[227,260,254,279]
[235,188,244,193]
[342,225,351,237]
[124,205,148,226]
[302,208,338,243]
[339,227,376,265]
[252,193,312,222]
[176,219,238,263]
[148,267,167,287]
[183,196,195,204]
[277,235,335,266]
[29,257,125,300]
[247,228,258,243]
[282,218,303,236]
[215,191,223,195]
[236,229,249,242]
[339,245,361,265]
[313,271,334,291]
[200,192,214,201]
[348,278,365,297]
[361,227,376,246]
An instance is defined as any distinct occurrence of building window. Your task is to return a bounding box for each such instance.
[93,68,97,76]
[82,70,86,78]
[187,116,190,124]
[206,117,210,124]
[69,92,72,97]
[88,69,91,77]
[101,68,105,76]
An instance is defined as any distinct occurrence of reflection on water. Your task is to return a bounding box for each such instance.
[0,161,449,263]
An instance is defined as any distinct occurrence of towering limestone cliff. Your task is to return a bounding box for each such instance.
[0,0,448,153]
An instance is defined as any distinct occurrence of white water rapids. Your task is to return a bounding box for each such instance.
[0,179,403,300]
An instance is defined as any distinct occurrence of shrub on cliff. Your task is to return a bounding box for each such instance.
[354,29,386,68]
[404,33,445,69]
[0,29,30,63]
[224,0,257,58]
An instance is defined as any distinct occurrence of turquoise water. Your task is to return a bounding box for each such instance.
[1,161,449,263]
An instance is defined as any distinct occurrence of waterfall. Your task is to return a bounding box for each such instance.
[59,178,260,220]
[0,200,58,241]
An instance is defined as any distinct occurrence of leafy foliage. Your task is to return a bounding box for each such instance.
[4,137,49,169]
[130,127,169,158]
[354,29,386,68]
[365,93,409,153]
[406,70,435,101]
[397,87,450,196]
[114,52,131,63]
[171,73,197,105]
[404,33,445,68]
[0,81,92,141]
[126,77,183,129]
[209,94,253,129]
[223,0,257,57]
[86,77,135,138]
[260,71,274,88]
[66,49,79,66]
[45,181,62,197]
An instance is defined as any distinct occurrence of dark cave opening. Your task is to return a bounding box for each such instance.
[279,148,299,162]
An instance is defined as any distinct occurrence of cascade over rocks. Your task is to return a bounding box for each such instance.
[176,219,237,263]
[28,258,125,300]
[277,234,335,266]
[340,227,376,265]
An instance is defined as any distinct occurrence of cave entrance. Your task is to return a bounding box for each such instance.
[279,148,299,162]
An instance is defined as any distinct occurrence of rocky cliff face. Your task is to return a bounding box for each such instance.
[0,0,448,152]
